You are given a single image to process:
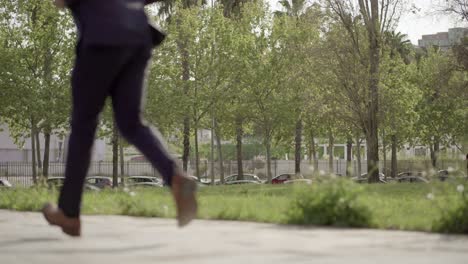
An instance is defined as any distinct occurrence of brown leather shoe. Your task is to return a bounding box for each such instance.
[42,203,81,237]
[171,172,198,227]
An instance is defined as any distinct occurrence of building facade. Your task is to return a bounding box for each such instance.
[0,124,106,162]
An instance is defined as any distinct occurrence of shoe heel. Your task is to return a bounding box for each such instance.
[62,226,81,237]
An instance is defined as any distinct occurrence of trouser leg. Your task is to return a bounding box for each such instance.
[59,46,132,217]
[110,45,176,186]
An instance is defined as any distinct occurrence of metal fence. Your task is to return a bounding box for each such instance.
[1,159,466,187]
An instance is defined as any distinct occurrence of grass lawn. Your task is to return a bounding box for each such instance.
[0,180,467,233]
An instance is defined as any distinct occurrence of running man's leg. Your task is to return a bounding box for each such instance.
[110,45,197,226]
[58,46,131,217]
[110,45,176,186]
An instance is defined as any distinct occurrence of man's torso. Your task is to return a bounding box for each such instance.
[70,0,151,46]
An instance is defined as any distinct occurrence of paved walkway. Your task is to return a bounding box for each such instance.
[0,210,467,264]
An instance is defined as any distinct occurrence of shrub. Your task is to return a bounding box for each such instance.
[433,184,468,234]
[285,179,372,227]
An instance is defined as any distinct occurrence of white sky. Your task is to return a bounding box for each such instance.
[268,0,468,45]
[396,0,467,44]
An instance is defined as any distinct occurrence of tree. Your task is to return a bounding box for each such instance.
[0,0,74,182]
[441,0,468,21]
[147,0,205,173]
[323,0,403,182]
[415,48,466,168]
[380,54,421,178]
[381,31,416,178]
[273,2,322,175]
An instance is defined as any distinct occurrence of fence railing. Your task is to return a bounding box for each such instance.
[1,159,466,187]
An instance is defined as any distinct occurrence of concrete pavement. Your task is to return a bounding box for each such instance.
[0,210,467,264]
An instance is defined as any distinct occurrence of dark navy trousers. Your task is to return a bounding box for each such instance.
[59,44,175,218]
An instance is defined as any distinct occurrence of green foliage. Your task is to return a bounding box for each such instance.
[0,187,56,211]
[0,0,74,141]
[433,184,468,234]
[285,180,372,227]
[2,182,468,233]
[415,48,466,149]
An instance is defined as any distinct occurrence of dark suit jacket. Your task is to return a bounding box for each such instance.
[65,0,158,46]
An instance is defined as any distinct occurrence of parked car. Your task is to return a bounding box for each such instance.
[437,169,467,182]
[187,175,212,186]
[438,170,451,182]
[225,180,261,185]
[126,176,163,188]
[271,173,304,184]
[396,172,429,183]
[224,174,262,184]
[352,173,387,183]
[219,174,262,185]
[46,177,66,188]
[0,179,13,188]
[397,176,429,183]
[127,182,163,188]
[86,176,113,189]
[127,176,161,185]
[47,177,100,191]
[284,179,312,185]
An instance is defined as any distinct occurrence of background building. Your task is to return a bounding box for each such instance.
[418,27,468,49]
[0,124,106,162]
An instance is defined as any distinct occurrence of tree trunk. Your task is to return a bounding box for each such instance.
[182,117,190,172]
[194,125,200,181]
[43,130,51,179]
[294,119,302,174]
[356,137,362,177]
[431,137,440,169]
[346,138,352,177]
[391,134,397,178]
[210,117,215,185]
[310,131,318,174]
[328,130,334,174]
[265,134,272,182]
[31,123,37,185]
[366,0,381,183]
[35,131,42,170]
[308,133,313,164]
[236,117,243,180]
[178,20,191,173]
[382,129,387,179]
[119,137,125,187]
[214,118,224,184]
[112,119,119,188]
[366,132,380,182]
